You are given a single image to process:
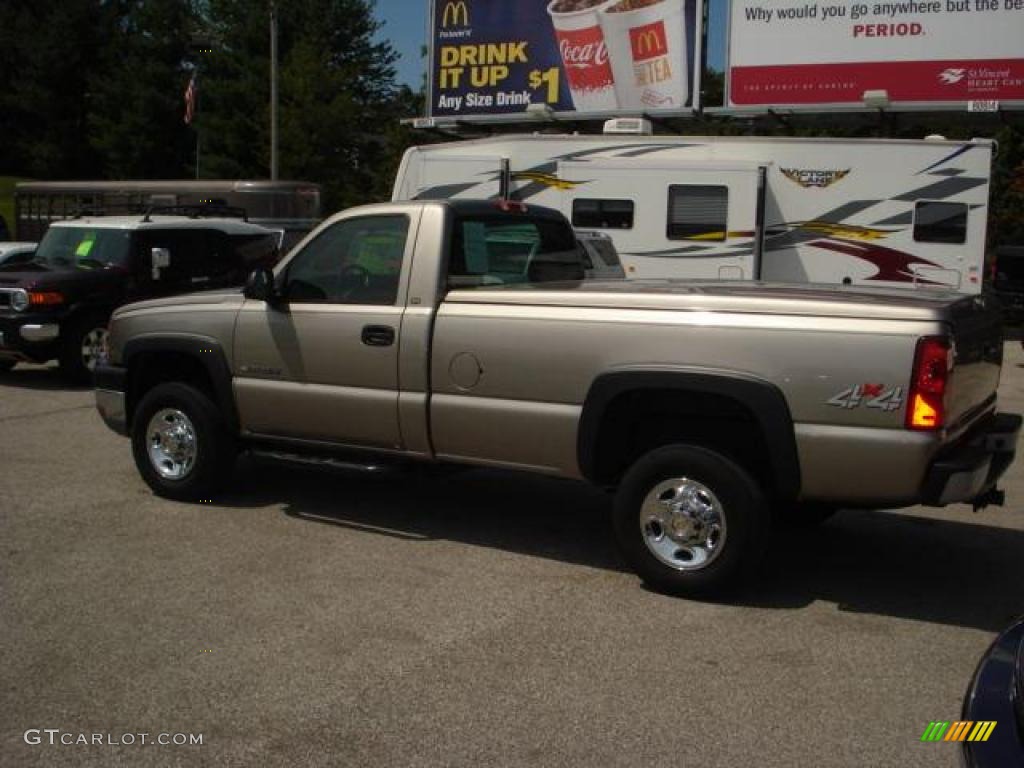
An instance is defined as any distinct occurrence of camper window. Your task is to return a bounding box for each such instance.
[667,186,728,241]
[913,201,968,245]
[572,199,634,230]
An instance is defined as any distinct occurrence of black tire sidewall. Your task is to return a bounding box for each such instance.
[613,445,768,597]
[131,382,232,501]
[0,359,15,373]
[58,316,108,384]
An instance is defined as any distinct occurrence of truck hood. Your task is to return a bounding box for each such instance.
[113,288,245,317]
[445,279,988,322]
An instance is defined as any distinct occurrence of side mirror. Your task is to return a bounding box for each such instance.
[243,266,279,304]
[151,247,171,280]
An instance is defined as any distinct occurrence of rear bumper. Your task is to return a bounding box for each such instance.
[922,413,1021,507]
[94,363,128,436]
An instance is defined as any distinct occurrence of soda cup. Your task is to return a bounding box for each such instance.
[600,0,688,110]
[547,0,619,112]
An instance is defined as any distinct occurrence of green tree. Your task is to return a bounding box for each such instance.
[198,0,403,210]
[88,2,201,179]
[0,0,110,178]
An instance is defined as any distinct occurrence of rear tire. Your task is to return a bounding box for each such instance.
[613,445,769,598]
[59,316,109,384]
[131,382,235,501]
[0,359,15,373]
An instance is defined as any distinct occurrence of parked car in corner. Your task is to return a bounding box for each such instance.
[0,242,37,268]
[0,210,282,381]
[961,615,1024,767]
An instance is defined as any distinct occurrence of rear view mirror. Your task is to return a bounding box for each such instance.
[151,247,171,280]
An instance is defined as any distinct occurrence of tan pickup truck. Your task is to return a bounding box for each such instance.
[94,200,1020,596]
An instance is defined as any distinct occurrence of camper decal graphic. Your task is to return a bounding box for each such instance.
[792,221,895,241]
[781,168,851,188]
[510,171,583,191]
[807,240,946,285]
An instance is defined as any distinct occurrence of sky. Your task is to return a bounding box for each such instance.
[372,0,729,90]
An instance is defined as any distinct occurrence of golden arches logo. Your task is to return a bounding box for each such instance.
[441,1,469,27]
[629,21,667,62]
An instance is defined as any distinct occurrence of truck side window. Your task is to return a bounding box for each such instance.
[914,201,967,244]
[667,185,728,241]
[448,216,583,287]
[284,215,408,305]
[572,199,634,229]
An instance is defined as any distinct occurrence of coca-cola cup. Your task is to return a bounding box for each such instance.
[547,0,619,112]
[599,0,688,110]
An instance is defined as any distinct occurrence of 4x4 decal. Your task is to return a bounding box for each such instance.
[827,383,904,412]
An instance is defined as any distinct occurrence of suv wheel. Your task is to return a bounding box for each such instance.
[131,383,235,501]
[59,317,109,384]
[613,445,769,597]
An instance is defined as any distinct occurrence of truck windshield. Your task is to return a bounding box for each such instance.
[33,227,132,270]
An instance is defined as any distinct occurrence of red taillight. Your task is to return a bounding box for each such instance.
[28,291,64,306]
[906,336,951,431]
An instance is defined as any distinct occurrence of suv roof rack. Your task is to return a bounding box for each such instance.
[141,204,249,222]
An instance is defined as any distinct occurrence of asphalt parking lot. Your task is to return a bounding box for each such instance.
[3,345,1024,768]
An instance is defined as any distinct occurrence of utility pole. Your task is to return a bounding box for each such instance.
[270,1,279,180]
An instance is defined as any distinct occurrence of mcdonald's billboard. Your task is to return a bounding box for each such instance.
[427,0,702,120]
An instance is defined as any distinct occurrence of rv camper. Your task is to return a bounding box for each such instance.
[392,121,994,294]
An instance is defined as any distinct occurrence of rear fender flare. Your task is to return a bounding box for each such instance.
[577,369,801,498]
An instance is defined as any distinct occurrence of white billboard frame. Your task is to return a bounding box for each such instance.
[722,0,1024,113]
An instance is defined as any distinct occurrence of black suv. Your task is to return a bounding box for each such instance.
[0,211,282,382]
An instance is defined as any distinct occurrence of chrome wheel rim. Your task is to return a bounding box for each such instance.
[146,408,197,480]
[81,327,109,371]
[640,477,727,571]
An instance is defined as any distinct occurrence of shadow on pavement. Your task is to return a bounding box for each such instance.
[220,457,1024,632]
[0,365,88,391]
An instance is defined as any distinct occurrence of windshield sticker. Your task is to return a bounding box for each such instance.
[75,235,97,257]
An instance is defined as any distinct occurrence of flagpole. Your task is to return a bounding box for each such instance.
[195,66,201,179]
[270,1,279,181]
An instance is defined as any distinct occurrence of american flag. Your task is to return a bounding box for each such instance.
[183,72,197,125]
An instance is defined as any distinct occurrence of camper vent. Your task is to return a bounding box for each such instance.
[603,118,653,136]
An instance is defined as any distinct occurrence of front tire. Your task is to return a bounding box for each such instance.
[613,445,769,598]
[131,382,235,501]
[59,317,109,384]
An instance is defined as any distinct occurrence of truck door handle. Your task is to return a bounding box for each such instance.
[361,325,395,347]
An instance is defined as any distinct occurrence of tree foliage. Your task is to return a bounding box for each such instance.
[0,6,1020,246]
